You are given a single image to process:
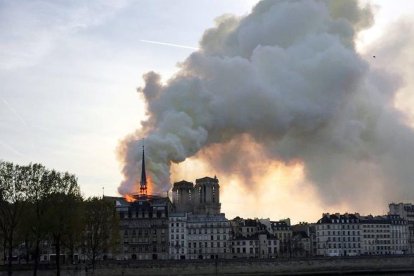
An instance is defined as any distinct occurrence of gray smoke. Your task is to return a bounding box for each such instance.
[118,0,414,209]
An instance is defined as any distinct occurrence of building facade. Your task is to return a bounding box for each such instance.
[316,213,409,256]
[186,214,231,260]
[360,215,408,255]
[316,213,361,257]
[116,195,172,260]
[389,202,414,253]
[291,223,317,257]
[172,177,221,215]
[169,213,188,260]
[170,176,231,260]
[230,218,279,258]
[270,220,292,257]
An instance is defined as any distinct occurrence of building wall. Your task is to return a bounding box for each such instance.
[116,196,171,260]
[172,177,221,215]
[316,213,409,257]
[230,218,279,258]
[389,203,414,253]
[271,221,292,256]
[193,177,221,215]
[172,181,193,213]
[186,214,231,260]
[169,213,188,260]
[316,220,361,256]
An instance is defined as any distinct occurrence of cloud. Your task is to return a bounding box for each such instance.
[117,0,414,211]
[0,0,129,70]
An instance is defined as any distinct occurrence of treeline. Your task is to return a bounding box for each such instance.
[0,161,120,276]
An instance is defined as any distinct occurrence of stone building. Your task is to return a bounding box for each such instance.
[291,223,317,257]
[316,213,362,256]
[171,176,221,215]
[186,213,231,260]
[291,231,311,257]
[316,213,409,256]
[114,145,172,260]
[270,219,292,257]
[360,215,408,255]
[389,202,414,253]
[117,144,229,261]
[172,181,193,213]
[170,176,231,260]
[230,218,279,259]
[115,195,172,260]
[169,213,188,260]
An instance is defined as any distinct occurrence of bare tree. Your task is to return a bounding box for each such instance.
[0,161,28,275]
[47,172,81,276]
[82,197,119,271]
[25,163,53,276]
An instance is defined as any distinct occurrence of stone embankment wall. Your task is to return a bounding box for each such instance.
[2,256,414,275]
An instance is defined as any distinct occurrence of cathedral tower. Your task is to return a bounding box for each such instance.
[193,176,221,215]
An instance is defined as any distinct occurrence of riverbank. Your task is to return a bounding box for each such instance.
[2,255,414,275]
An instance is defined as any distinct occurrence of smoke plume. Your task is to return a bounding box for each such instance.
[118,0,414,208]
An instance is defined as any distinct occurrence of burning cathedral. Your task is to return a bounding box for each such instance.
[112,145,230,260]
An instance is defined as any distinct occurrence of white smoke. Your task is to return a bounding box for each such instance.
[118,0,414,208]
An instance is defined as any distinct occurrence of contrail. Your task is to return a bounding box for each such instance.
[1,98,35,151]
[140,39,199,50]
[0,139,23,157]
[1,98,30,128]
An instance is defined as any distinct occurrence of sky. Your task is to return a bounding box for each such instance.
[1,0,414,223]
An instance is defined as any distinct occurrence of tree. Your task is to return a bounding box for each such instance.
[25,163,53,276]
[0,161,28,276]
[82,197,119,270]
[61,195,84,266]
[46,171,82,276]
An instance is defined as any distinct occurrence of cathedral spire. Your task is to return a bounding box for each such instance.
[139,141,147,196]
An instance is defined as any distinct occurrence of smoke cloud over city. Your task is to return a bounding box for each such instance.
[118,0,414,209]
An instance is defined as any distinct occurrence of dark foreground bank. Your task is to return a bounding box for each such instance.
[2,255,414,275]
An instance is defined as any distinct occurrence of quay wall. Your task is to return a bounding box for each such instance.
[2,255,414,275]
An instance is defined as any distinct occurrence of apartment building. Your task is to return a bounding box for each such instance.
[316,213,409,256]
[230,218,279,258]
[316,213,361,256]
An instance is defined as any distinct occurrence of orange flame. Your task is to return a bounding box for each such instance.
[124,175,155,202]
[125,194,136,202]
[146,175,154,195]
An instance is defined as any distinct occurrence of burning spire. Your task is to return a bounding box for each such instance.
[139,141,147,196]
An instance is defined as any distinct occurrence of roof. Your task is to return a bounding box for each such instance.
[292,231,309,239]
[195,176,219,184]
[172,180,194,190]
[317,213,360,224]
[244,219,258,227]
[360,215,407,225]
[271,221,291,230]
[317,213,407,225]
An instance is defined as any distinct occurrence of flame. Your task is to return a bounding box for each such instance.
[125,194,136,202]
[124,174,155,202]
[146,175,154,195]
